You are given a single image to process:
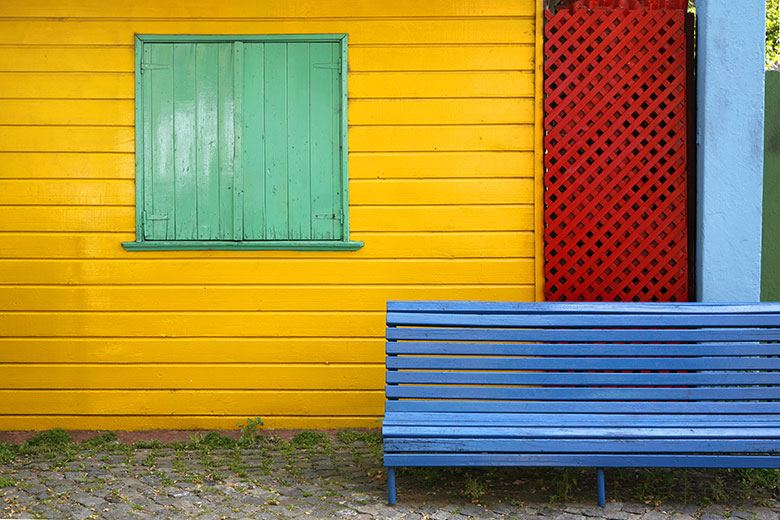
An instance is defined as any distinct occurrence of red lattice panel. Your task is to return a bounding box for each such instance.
[544,5,690,302]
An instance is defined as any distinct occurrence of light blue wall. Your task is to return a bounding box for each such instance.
[696,0,766,302]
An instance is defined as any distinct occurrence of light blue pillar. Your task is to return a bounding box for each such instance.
[697,1,765,301]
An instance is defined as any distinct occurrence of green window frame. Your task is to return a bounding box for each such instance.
[123,34,362,251]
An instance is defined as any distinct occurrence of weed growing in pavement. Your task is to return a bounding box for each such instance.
[237,417,264,447]
[549,468,578,503]
[461,471,491,502]
[0,476,17,488]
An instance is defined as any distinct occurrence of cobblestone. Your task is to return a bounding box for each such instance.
[2,434,780,519]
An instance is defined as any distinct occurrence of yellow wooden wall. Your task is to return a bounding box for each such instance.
[0,0,544,430]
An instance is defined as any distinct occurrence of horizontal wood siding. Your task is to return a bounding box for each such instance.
[0,0,540,429]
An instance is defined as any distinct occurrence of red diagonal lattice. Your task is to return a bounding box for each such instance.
[544,6,690,302]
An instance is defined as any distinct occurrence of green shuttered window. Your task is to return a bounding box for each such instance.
[124,35,362,251]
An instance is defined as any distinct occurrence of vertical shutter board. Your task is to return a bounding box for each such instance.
[332,42,344,241]
[217,42,236,240]
[195,43,220,240]
[310,42,339,240]
[172,43,197,240]
[141,42,154,240]
[287,42,312,240]
[264,42,290,240]
[242,43,266,240]
[232,42,244,240]
[147,43,175,241]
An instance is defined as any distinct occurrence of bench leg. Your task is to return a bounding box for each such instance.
[387,467,396,505]
[596,468,606,507]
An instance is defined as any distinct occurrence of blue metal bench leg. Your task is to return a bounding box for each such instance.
[596,468,606,507]
[387,467,396,505]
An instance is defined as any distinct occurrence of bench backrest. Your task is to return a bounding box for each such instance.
[385,301,780,416]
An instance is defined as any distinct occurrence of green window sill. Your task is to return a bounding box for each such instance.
[122,240,364,251]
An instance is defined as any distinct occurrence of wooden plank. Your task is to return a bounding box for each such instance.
[349,179,534,205]
[348,45,534,72]
[0,259,533,285]
[384,438,780,454]
[217,42,236,240]
[0,232,536,259]
[0,286,535,312]
[386,326,780,343]
[351,206,535,231]
[195,43,221,240]
[386,356,780,372]
[0,311,383,337]
[310,42,339,239]
[287,42,312,240]
[264,42,290,239]
[386,341,780,357]
[0,153,134,179]
[387,301,780,314]
[349,152,534,179]
[0,415,381,431]
[384,400,780,415]
[0,364,383,390]
[350,71,535,98]
[0,72,128,99]
[0,45,132,72]
[383,413,780,427]
[0,126,134,153]
[384,453,780,469]
[241,42,267,239]
[385,386,780,401]
[146,42,175,240]
[172,43,197,240]
[348,98,535,126]
[382,425,780,439]
[0,100,134,126]
[386,311,780,328]
[0,180,133,205]
[0,19,536,46]
[387,371,780,387]
[349,125,534,152]
[0,0,535,18]
[0,389,384,415]
[0,338,385,364]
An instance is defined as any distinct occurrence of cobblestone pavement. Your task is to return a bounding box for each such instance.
[2,431,780,520]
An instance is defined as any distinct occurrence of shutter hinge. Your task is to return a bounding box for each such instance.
[143,211,169,221]
[140,62,169,73]
[313,59,342,71]
[314,211,343,224]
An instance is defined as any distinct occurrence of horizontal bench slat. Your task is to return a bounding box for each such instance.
[387,301,780,315]
[388,312,780,328]
[386,371,780,386]
[383,438,780,453]
[386,386,780,401]
[386,356,780,371]
[386,341,780,357]
[386,327,780,342]
[383,453,780,468]
[383,413,780,427]
[382,425,780,439]
[385,400,780,414]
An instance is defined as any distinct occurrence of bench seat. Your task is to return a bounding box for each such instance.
[382,301,780,506]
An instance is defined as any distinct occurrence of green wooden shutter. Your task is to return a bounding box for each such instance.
[142,39,342,242]
[241,41,342,241]
[142,42,238,241]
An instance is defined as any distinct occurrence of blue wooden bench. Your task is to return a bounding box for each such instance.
[383,301,780,506]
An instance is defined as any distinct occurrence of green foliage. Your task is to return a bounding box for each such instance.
[80,432,118,449]
[290,430,331,449]
[24,428,71,448]
[768,0,780,67]
[0,477,17,488]
[236,417,263,447]
[0,442,17,464]
[187,432,236,451]
[461,471,490,501]
[549,468,578,503]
